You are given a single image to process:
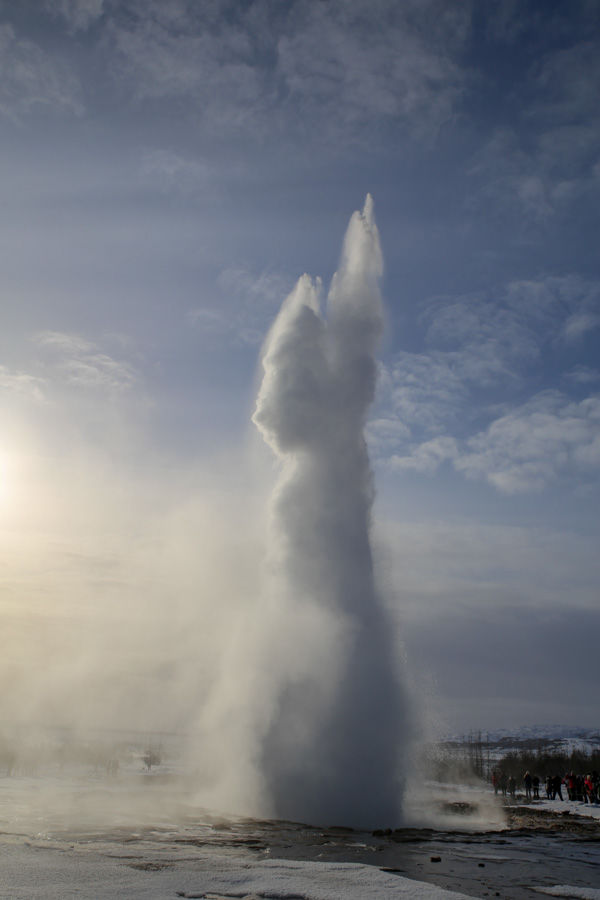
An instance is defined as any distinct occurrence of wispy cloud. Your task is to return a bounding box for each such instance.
[217,267,291,308]
[140,149,212,194]
[422,292,541,381]
[0,24,83,120]
[98,0,470,146]
[35,331,137,392]
[44,0,104,33]
[466,22,600,225]
[0,0,471,151]
[534,38,600,126]
[190,267,293,347]
[564,311,600,341]
[467,129,556,223]
[0,366,45,402]
[276,0,469,143]
[106,5,266,133]
[563,365,600,386]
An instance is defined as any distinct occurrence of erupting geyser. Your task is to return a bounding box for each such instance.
[253,195,406,828]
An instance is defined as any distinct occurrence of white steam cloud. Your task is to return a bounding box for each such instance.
[0,197,408,833]
[250,196,408,827]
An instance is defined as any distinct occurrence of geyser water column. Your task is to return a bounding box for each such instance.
[253,196,406,828]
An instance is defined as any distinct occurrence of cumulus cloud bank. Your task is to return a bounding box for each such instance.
[371,276,600,494]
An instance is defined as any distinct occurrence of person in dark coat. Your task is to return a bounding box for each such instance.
[552,774,563,800]
[499,772,508,796]
[492,770,499,795]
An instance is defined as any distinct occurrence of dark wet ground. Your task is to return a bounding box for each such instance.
[212,809,600,899]
[368,812,600,899]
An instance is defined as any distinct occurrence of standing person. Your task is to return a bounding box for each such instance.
[566,772,576,801]
[546,775,553,799]
[524,771,532,801]
[592,769,600,803]
[499,772,508,797]
[532,774,540,799]
[553,774,563,800]
[508,775,516,798]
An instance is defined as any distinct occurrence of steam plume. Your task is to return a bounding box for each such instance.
[253,196,406,827]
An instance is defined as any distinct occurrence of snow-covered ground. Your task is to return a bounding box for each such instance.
[1,769,600,899]
[0,770,474,899]
[522,795,600,821]
[533,890,600,899]
[0,840,473,900]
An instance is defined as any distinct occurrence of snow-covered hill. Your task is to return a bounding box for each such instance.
[443,725,600,747]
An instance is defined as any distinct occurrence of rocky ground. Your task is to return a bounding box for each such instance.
[507,804,600,836]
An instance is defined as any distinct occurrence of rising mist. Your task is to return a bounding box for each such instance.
[0,198,409,831]
[251,196,408,827]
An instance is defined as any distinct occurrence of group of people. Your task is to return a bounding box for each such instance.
[491,769,600,804]
[491,771,520,798]
[560,771,599,804]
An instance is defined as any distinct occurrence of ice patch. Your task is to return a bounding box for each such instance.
[532,888,600,899]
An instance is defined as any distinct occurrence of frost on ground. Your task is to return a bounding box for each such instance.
[171,856,472,900]
[0,841,472,900]
[530,798,600,821]
[532,888,600,899]
[2,772,600,899]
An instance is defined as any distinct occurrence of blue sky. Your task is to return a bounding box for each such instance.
[1,0,599,735]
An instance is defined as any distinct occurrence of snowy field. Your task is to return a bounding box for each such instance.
[2,767,600,899]
[522,796,600,822]
[0,769,470,899]
[1,840,472,900]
